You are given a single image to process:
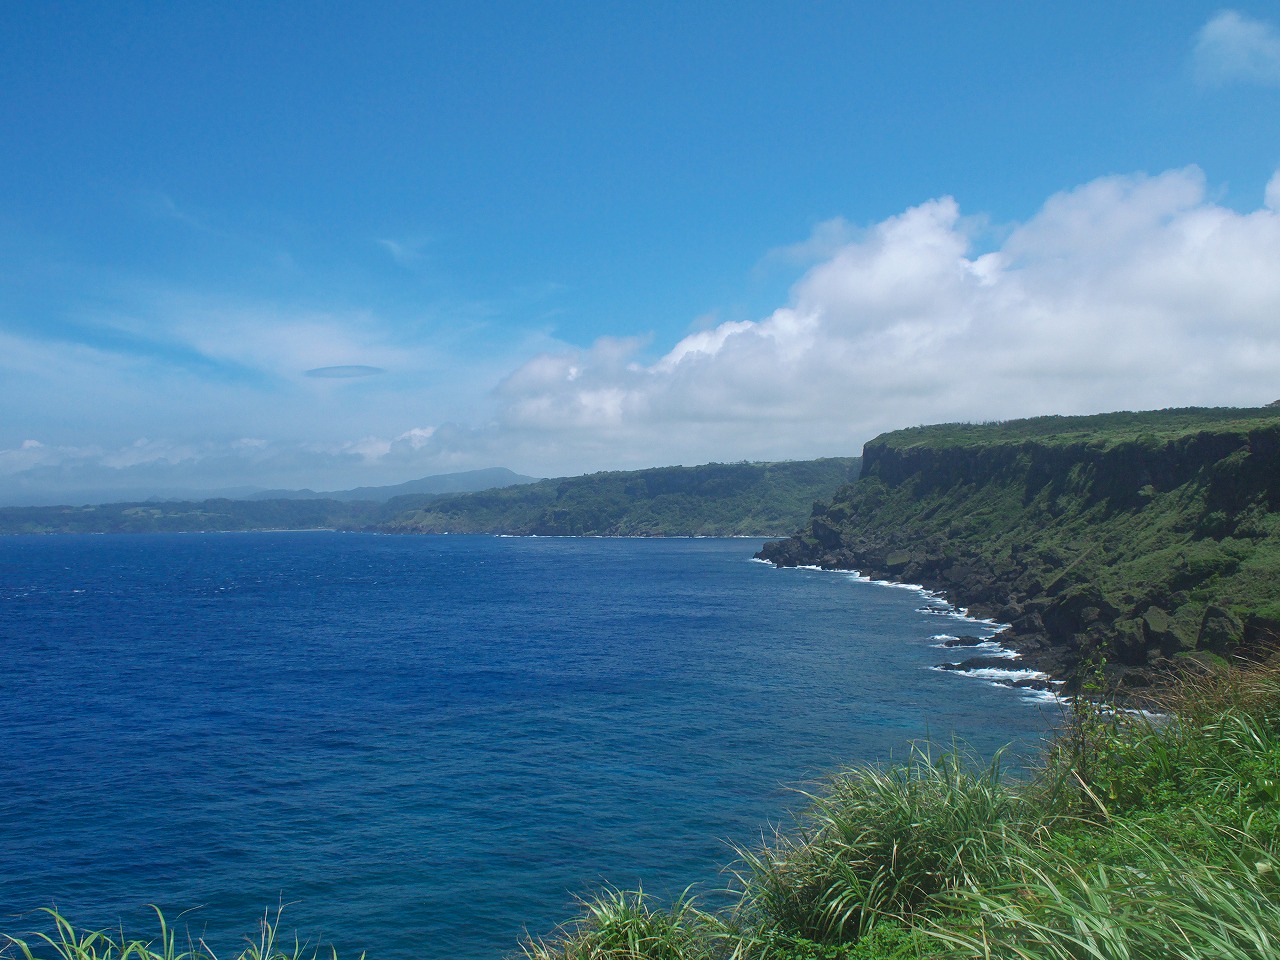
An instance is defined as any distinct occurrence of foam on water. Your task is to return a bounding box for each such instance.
[762,563,1065,705]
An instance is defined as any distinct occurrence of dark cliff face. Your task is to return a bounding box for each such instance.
[758,412,1280,693]
[860,428,1280,510]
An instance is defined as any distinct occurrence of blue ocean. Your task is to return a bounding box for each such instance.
[0,534,1055,959]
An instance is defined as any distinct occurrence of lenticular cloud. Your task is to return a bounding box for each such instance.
[495,166,1280,462]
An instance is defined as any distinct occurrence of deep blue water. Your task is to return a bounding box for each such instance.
[0,534,1055,959]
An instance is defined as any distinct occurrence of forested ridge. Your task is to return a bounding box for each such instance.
[383,458,861,537]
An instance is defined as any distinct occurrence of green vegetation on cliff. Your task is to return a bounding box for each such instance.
[760,406,1280,690]
[876,406,1280,450]
[0,458,860,538]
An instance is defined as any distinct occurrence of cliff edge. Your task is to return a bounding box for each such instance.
[758,407,1280,693]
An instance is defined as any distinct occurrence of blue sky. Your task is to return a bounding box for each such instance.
[3,3,1280,504]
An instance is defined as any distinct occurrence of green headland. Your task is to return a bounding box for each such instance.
[760,405,1280,695]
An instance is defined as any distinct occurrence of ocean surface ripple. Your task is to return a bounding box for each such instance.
[0,534,1054,959]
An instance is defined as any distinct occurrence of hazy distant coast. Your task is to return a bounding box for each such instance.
[0,458,860,539]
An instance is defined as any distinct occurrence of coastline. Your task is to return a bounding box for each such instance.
[760,559,1066,704]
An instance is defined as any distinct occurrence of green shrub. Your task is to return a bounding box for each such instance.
[732,745,1034,944]
[519,888,715,960]
[1045,665,1280,820]
[753,922,941,959]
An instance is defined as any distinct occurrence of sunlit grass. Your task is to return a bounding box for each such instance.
[517,888,718,960]
[931,820,1280,960]
[731,744,1034,946]
[1,906,351,960]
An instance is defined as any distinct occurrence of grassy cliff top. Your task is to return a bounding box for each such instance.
[874,405,1280,452]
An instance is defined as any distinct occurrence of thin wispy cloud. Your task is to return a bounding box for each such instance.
[758,217,858,269]
[164,301,412,383]
[376,237,431,267]
[145,192,214,232]
[305,365,387,379]
[1193,10,1280,87]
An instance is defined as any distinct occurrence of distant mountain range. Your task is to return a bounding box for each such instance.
[244,467,540,502]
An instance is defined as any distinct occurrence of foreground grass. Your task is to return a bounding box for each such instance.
[521,664,1280,960]
[8,666,1278,960]
[0,906,350,960]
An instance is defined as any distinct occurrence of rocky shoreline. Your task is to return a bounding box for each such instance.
[758,528,1280,705]
[931,635,1058,697]
[755,535,1151,700]
[757,556,1069,699]
[755,410,1280,703]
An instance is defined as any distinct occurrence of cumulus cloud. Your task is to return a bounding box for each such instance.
[1194,10,1280,87]
[758,216,858,268]
[485,166,1280,469]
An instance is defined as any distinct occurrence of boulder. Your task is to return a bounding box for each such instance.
[1196,605,1244,654]
[1112,617,1148,666]
[941,635,987,647]
[1142,605,1190,655]
[885,548,912,570]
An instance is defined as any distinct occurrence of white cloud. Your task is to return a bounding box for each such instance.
[169,304,411,380]
[6,166,1280,504]
[394,427,436,448]
[485,166,1280,470]
[1194,10,1280,87]
[1266,171,1280,212]
[759,216,858,268]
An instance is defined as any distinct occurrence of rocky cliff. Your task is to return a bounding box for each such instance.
[758,408,1280,694]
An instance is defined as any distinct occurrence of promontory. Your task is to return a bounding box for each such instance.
[758,406,1280,694]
